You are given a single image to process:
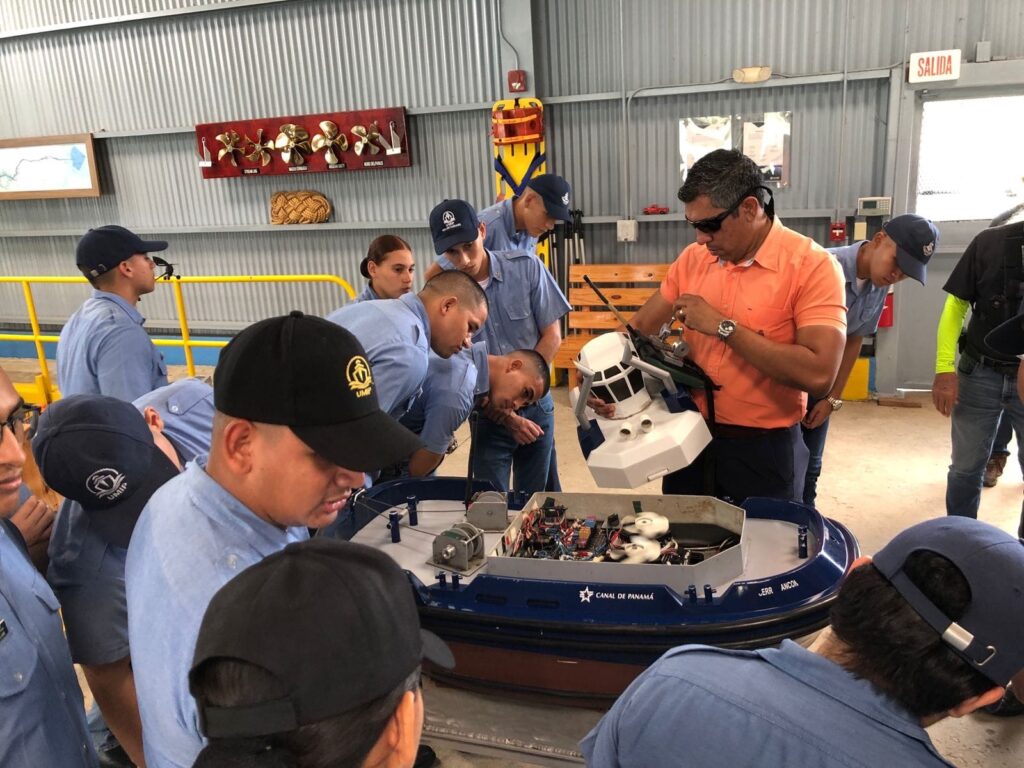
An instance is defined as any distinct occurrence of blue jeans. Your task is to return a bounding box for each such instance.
[991,410,1013,456]
[472,393,555,495]
[947,356,1024,518]
[800,398,830,507]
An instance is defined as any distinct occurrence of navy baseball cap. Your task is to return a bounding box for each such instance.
[881,214,938,285]
[213,312,422,472]
[429,199,480,255]
[76,225,168,279]
[986,312,1024,357]
[190,538,454,738]
[526,174,572,222]
[873,516,1024,687]
[32,395,180,548]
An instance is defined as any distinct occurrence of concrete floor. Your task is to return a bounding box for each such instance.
[10,359,1023,766]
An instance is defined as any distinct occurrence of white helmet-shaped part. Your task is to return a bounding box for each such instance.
[575,332,652,420]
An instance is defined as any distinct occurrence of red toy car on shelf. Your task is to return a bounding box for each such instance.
[642,204,670,215]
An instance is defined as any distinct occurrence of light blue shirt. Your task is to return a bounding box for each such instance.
[0,521,97,767]
[580,640,954,768]
[829,241,890,337]
[441,249,570,355]
[57,290,168,402]
[126,461,308,768]
[480,198,538,254]
[401,342,489,454]
[47,379,214,666]
[326,292,431,419]
[355,283,382,303]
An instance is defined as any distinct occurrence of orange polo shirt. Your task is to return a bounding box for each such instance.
[660,218,846,428]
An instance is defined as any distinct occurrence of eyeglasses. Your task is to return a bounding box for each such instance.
[0,402,40,446]
[686,185,773,233]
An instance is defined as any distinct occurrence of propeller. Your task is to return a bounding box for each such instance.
[622,511,670,539]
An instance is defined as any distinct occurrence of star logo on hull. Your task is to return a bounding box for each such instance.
[579,586,594,603]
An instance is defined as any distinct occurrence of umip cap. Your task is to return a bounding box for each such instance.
[873,516,1024,687]
[213,312,422,472]
[526,174,572,222]
[190,538,454,738]
[429,199,480,255]
[986,312,1024,357]
[882,214,939,285]
[32,395,180,548]
[76,225,168,279]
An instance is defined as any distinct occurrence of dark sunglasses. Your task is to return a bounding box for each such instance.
[686,185,775,233]
[0,402,40,446]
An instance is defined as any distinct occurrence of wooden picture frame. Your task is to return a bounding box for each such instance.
[0,133,101,200]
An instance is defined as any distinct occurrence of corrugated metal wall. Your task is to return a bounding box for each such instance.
[2,0,1022,378]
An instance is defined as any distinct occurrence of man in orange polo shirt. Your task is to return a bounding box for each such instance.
[628,150,846,503]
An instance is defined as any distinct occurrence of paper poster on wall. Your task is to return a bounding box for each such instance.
[742,111,791,187]
[678,116,732,182]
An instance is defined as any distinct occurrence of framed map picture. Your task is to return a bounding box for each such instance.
[0,134,101,200]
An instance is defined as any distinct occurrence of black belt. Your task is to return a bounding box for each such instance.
[967,351,1019,375]
[715,424,792,440]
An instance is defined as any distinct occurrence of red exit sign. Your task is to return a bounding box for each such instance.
[908,49,961,84]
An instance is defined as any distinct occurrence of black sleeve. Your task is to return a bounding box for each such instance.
[943,232,981,302]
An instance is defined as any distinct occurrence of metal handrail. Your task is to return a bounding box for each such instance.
[0,274,355,402]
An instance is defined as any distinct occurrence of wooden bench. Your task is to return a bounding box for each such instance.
[553,263,669,377]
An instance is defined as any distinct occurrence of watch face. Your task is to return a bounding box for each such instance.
[718,320,736,339]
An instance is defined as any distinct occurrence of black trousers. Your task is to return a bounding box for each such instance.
[662,424,806,504]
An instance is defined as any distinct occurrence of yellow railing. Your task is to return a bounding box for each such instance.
[0,274,355,403]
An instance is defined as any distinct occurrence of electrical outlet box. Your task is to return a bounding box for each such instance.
[617,219,638,242]
[508,69,527,93]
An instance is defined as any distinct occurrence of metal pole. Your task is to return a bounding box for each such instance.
[170,280,196,376]
[21,281,53,397]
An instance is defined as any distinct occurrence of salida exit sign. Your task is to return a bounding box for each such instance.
[908,49,962,83]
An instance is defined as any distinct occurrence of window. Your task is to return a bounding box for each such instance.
[915,95,1024,223]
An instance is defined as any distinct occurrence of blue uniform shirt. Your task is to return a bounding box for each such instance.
[47,379,214,667]
[0,521,98,767]
[126,461,308,768]
[580,640,955,768]
[355,283,382,303]
[443,249,569,355]
[480,198,538,254]
[829,241,890,337]
[57,290,168,401]
[326,292,431,419]
[401,342,489,454]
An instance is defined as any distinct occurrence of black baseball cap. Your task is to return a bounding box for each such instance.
[190,538,454,738]
[32,395,180,548]
[881,214,938,285]
[213,312,421,472]
[873,516,1024,687]
[430,199,480,255]
[526,174,572,222]
[76,225,168,279]
[986,312,1024,357]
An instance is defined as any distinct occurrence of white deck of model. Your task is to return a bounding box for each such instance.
[350,498,818,593]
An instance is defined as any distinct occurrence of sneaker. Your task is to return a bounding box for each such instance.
[983,685,1024,717]
[983,454,1008,488]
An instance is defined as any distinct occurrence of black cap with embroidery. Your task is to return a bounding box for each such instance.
[75,225,168,279]
[190,538,455,738]
[213,312,422,472]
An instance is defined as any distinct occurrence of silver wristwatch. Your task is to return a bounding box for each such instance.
[717,319,737,341]
[826,395,843,411]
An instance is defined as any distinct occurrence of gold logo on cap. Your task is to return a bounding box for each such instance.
[346,355,373,398]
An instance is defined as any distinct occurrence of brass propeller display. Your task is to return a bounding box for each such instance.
[274,123,312,165]
[215,130,244,167]
[351,124,381,156]
[311,120,349,165]
[243,128,275,166]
